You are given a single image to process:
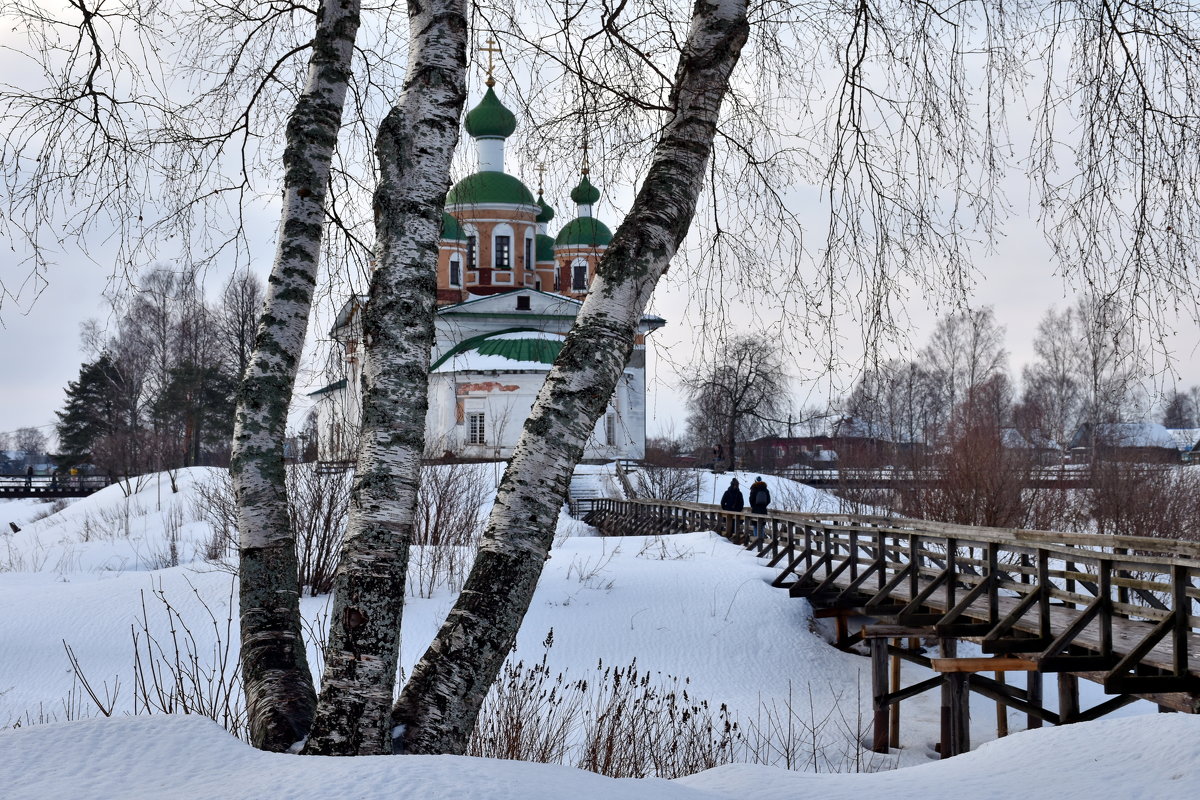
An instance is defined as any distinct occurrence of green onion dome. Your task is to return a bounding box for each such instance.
[441,212,464,240]
[569,175,601,205]
[555,216,613,247]
[536,194,556,223]
[464,87,517,139]
[536,233,556,261]
[446,171,536,207]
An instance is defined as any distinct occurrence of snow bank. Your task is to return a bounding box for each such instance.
[3,711,1197,800]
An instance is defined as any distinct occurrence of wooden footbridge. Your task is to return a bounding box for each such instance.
[581,498,1200,758]
[0,474,111,499]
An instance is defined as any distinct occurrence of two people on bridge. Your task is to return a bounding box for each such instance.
[720,477,771,538]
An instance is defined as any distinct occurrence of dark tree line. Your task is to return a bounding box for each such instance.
[55,266,263,476]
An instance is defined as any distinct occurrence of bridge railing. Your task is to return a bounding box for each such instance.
[583,498,1200,701]
[0,474,112,498]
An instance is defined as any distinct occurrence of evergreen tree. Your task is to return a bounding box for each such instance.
[55,354,127,468]
[155,361,237,467]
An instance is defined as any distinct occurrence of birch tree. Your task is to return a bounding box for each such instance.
[391,0,752,755]
[302,0,470,756]
[230,0,362,752]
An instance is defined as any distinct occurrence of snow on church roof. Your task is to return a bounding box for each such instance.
[432,331,564,374]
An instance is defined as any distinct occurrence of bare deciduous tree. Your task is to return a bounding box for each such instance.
[230,0,363,753]
[13,426,47,457]
[302,0,470,756]
[391,0,752,755]
[685,334,789,468]
[216,269,265,382]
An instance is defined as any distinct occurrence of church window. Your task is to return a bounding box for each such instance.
[466,235,477,269]
[572,260,588,291]
[605,413,617,446]
[449,258,461,286]
[524,236,533,269]
[516,295,531,310]
[467,413,486,445]
[495,235,511,269]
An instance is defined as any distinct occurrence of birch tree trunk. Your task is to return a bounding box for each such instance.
[391,0,750,755]
[302,0,469,757]
[231,0,360,753]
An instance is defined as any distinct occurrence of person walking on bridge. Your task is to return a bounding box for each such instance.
[24,465,33,489]
[720,478,744,539]
[720,478,744,511]
[749,477,770,538]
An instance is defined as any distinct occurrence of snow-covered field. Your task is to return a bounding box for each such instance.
[2,467,1196,798]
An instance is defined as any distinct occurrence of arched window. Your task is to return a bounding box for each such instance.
[493,223,514,269]
[464,224,479,270]
[571,258,589,292]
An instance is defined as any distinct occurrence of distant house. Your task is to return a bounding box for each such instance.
[1067,423,1200,463]
[1000,428,1062,465]
[741,435,838,471]
[740,418,925,471]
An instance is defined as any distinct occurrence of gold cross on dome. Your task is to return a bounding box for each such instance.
[478,38,502,87]
[536,163,546,194]
[581,137,590,176]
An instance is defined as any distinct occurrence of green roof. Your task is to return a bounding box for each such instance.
[570,175,601,205]
[536,194,555,223]
[308,378,348,397]
[475,336,562,364]
[441,212,464,240]
[555,216,612,247]
[536,233,555,261]
[464,87,517,139]
[430,327,566,371]
[447,171,536,207]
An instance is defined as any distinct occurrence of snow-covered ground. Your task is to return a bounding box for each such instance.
[1,467,1196,798]
[5,712,1199,800]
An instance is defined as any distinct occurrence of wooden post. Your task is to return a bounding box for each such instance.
[1026,670,1043,729]
[1058,673,1079,725]
[995,671,1009,738]
[889,638,902,748]
[949,672,971,756]
[938,637,956,758]
[871,636,890,753]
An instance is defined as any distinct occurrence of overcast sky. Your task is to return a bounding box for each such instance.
[3,17,1199,446]
[3,194,1198,448]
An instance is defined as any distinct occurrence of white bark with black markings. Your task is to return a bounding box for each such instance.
[302,0,469,757]
[231,0,360,753]
[391,0,751,755]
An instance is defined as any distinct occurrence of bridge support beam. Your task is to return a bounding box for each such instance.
[870,637,890,753]
[1058,673,1080,725]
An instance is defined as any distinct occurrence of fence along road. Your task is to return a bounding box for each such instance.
[580,498,1200,758]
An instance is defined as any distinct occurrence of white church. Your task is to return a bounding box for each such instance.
[311,76,664,462]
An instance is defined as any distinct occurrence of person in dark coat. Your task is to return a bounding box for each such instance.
[24,465,33,489]
[749,477,770,513]
[720,478,744,511]
[749,477,770,538]
[719,478,744,539]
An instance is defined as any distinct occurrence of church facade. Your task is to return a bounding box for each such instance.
[313,81,664,462]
